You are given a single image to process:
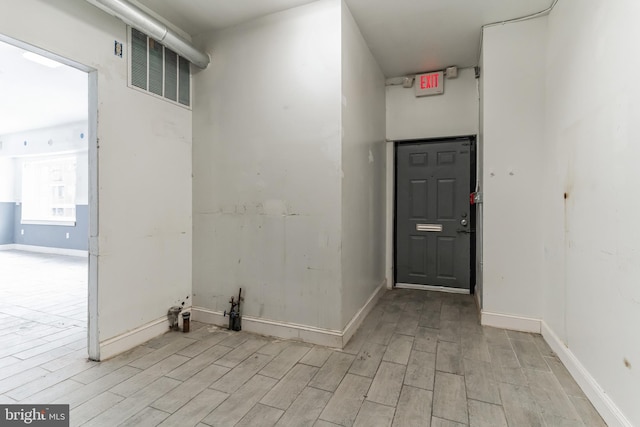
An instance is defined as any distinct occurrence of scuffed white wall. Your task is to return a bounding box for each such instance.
[482,2,640,424]
[543,0,640,424]
[192,0,344,331]
[386,67,478,141]
[340,2,386,328]
[1,0,192,356]
[481,17,547,320]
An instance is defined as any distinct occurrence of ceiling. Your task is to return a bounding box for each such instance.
[0,41,87,136]
[136,0,319,38]
[0,0,553,136]
[345,0,552,76]
[137,0,553,77]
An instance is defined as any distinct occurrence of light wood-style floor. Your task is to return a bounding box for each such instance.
[0,250,607,426]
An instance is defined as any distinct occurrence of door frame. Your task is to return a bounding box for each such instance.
[386,135,477,294]
[0,34,100,360]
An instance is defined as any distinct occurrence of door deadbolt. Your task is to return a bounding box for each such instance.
[460,219,468,226]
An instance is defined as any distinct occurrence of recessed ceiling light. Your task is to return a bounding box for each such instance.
[22,51,63,68]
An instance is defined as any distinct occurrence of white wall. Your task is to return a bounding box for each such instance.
[340,2,386,328]
[1,0,192,358]
[192,0,344,331]
[386,67,478,141]
[0,121,87,157]
[481,17,547,320]
[543,1,640,424]
[482,3,639,424]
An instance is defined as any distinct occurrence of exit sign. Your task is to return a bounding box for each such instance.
[415,71,444,97]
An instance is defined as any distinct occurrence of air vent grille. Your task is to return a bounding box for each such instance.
[129,27,191,108]
[164,48,178,102]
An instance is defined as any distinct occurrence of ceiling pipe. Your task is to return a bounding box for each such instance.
[84,0,210,69]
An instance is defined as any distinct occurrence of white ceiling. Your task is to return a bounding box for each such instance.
[136,0,319,38]
[0,41,87,136]
[137,0,553,77]
[0,0,553,135]
[345,0,552,76]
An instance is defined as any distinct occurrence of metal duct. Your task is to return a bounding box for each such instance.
[84,0,210,69]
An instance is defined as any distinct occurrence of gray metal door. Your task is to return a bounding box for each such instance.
[395,139,471,289]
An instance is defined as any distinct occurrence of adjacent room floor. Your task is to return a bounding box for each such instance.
[0,250,88,376]
[0,261,606,426]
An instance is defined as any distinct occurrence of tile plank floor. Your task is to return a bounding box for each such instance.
[0,251,607,426]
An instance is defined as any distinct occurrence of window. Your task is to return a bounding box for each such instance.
[129,27,191,107]
[21,157,76,225]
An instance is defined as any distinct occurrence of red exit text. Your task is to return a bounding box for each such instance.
[420,73,439,89]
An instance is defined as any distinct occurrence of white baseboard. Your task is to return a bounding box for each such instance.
[192,307,343,348]
[480,310,541,333]
[395,283,470,294]
[541,322,633,427]
[0,244,16,251]
[99,315,172,360]
[342,279,387,346]
[10,244,88,258]
[193,280,387,349]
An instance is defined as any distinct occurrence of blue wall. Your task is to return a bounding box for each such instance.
[0,202,15,244]
[9,204,88,250]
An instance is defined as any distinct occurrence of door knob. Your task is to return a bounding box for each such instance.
[460,219,468,226]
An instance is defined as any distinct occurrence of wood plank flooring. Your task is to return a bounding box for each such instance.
[0,251,607,426]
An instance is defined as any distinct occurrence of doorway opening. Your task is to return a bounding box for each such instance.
[394,136,477,293]
[0,37,98,362]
